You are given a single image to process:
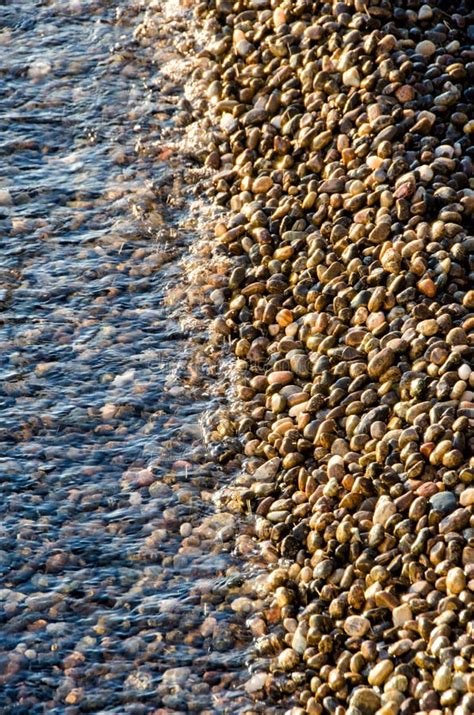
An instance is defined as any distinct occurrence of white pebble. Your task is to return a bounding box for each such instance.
[220,113,238,133]
[291,626,307,654]
[458,364,471,381]
[418,165,433,182]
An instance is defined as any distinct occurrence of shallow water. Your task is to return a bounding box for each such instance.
[0,2,260,712]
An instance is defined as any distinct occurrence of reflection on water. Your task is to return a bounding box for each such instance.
[0,1,259,711]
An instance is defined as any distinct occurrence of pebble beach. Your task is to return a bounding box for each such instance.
[0,0,473,714]
[191,0,474,713]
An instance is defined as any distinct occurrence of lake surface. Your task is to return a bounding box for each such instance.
[0,1,261,712]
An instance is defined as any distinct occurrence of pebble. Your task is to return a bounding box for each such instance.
[245,673,267,694]
[416,40,436,56]
[368,348,395,378]
[349,688,381,715]
[458,364,471,381]
[433,665,452,692]
[344,616,370,638]
[343,68,361,88]
[429,492,458,514]
[446,567,466,595]
[278,648,300,671]
[368,660,394,686]
[460,488,474,507]
[392,604,413,628]
[418,4,433,20]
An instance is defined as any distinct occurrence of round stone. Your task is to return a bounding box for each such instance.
[446,567,466,595]
[344,615,370,637]
[458,364,471,381]
[416,40,436,57]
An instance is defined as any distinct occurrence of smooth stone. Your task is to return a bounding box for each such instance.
[418,165,434,182]
[433,665,452,691]
[327,454,345,481]
[252,457,281,482]
[381,248,401,274]
[277,647,299,670]
[429,492,457,514]
[458,364,471,381]
[368,347,395,378]
[245,672,267,694]
[252,176,273,193]
[419,4,433,20]
[349,688,381,715]
[439,508,470,534]
[368,659,394,686]
[446,567,466,595]
[344,615,370,637]
[416,40,436,56]
[355,405,390,436]
[373,497,397,526]
[460,488,474,507]
[268,370,294,386]
[291,626,307,655]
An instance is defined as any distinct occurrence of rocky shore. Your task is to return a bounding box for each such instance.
[189,1,474,713]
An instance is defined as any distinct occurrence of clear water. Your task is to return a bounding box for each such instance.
[0,2,260,712]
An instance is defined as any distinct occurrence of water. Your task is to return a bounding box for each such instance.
[0,1,263,711]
